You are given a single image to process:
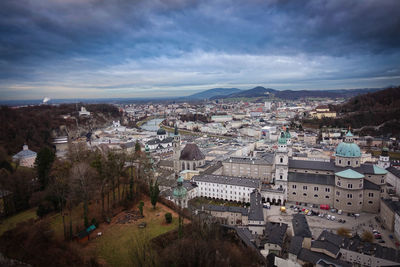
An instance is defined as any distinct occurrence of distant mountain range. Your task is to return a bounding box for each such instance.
[197,86,384,100]
[182,88,241,100]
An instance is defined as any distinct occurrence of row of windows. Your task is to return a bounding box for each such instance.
[292,185,330,192]
[292,192,330,199]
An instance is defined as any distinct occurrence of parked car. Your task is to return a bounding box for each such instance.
[327,215,331,220]
[331,216,336,221]
[330,208,337,213]
[337,210,342,215]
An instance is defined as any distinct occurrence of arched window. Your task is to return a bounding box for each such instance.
[280,157,283,163]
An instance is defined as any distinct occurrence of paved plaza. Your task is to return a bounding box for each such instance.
[265,202,398,249]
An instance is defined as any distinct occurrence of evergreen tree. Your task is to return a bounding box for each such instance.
[35,147,55,190]
[149,180,160,209]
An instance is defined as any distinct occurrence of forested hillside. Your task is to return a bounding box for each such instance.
[0,104,121,155]
[303,86,400,137]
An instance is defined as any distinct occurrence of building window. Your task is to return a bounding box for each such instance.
[325,188,330,192]
[280,157,283,163]
[292,185,297,189]
[381,179,384,184]
[303,193,307,196]
[314,187,319,191]
[293,192,296,195]
[339,160,342,164]
[336,191,340,196]
[368,193,374,197]
[347,194,352,198]
[348,161,351,165]
[325,196,329,199]
[280,175,283,180]
[303,186,307,190]
[348,184,353,189]
[337,181,341,186]
[336,199,339,202]
[368,201,373,204]
[314,194,318,198]
[347,202,352,205]
[381,188,385,193]
[356,161,358,165]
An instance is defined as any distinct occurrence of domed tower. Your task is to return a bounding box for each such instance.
[173,124,181,174]
[275,131,289,195]
[378,147,390,169]
[335,131,361,168]
[157,127,167,141]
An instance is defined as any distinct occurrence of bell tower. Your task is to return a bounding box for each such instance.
[173,124,181,174]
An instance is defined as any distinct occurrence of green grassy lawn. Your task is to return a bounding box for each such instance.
[0,208,37,236]
[89,201,179,267]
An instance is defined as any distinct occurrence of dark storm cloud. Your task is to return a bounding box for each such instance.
[0,0,399,99]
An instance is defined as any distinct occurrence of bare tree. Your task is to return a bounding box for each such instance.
[70,162,97,228]
[49,159,71,240]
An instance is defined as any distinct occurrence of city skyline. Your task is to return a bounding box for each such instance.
[1,0,400,100]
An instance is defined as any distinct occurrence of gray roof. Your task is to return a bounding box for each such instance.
[363,179,380,191]
[298,248,351,267]
[224,154,274,165]
[318,230,346,248]
[288,172,335,186]
[180,143,205,160]
[289,236,304,255]
[265,222,288,247]
[319,230,400,264]
[146,136,174,145]
[382,198,400,216]
[311,240,340,256]
[292,214,312,238]
[248,190,264,221]
[203,204,248,216]
[289,159,335,172]
[289,159,378,175]
[12,147,37,160]
[232,226,257,249]
[388,166,400,178]
[193,174,260,188]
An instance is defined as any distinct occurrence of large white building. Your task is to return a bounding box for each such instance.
[193,174,260,203]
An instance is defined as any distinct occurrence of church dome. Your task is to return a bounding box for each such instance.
[335,131,361,158]
[157,128,166,135]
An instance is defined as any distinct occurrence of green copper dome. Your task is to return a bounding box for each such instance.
[335,142,361,158]
[278,131,287,145]
[173,176,187,199]
[285,128,291,139]
[335,169,364,179]
[335,130,361,158]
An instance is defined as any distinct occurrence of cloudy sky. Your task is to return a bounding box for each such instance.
[1,0,400,100]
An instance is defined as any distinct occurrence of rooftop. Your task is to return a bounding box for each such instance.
[292,214,312,238]
[193,174,260,188]
[180,143,205,161]
[335,169,364,179]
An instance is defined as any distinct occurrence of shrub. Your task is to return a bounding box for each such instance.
[165,213,172,224]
